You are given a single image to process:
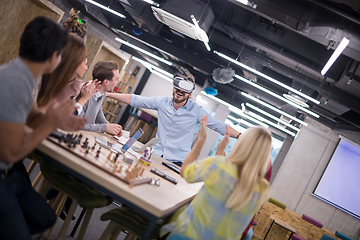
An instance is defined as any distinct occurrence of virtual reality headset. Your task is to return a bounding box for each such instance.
[173,77,194,94]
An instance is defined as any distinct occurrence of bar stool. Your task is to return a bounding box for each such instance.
[99,207,161,240]
[40,160,110,240]
[302,214,323,228]
[268,197,287,210]
[26,153,45,189]
[335,231,353,240]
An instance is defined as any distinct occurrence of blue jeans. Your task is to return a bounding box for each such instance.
[0,169,56,239]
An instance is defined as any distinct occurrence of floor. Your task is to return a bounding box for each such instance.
[24,158,128,240]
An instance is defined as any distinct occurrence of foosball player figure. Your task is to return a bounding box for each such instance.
[138,147,153,166]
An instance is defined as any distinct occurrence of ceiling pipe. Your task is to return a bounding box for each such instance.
[309,0,360,26]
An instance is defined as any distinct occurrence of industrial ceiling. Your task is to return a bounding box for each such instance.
[66,0,360,136]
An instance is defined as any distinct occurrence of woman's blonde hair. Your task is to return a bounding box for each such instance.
[225,126,272,211]
[37,33,87,107]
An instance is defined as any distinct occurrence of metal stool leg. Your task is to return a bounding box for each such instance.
[70,208,86,237]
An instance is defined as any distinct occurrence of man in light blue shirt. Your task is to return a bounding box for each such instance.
[107,76,239,165]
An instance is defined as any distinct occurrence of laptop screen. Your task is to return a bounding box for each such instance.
[121,128,144,154]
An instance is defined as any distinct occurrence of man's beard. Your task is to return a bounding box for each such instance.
[173,91,189,104]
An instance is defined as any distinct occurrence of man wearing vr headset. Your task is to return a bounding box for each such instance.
[106,76,240,166]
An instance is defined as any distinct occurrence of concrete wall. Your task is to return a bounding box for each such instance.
[271,117,360,238]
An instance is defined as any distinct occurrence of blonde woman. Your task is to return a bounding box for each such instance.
[160,116,272,240]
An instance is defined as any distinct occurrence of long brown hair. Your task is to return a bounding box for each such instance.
[37,33,87,107]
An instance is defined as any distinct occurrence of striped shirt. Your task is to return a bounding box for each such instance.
[160,156,268,240]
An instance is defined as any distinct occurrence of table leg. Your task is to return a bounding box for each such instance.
[288,232,294,240]
[141,217,158,239]
[263,219,275,240]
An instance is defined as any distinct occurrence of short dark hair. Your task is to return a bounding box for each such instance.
[92,61,119,82]
[19,17,69,62]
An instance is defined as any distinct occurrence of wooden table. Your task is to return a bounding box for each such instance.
[34,131,202,239]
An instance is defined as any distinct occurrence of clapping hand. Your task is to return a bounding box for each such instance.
[216,125,229,156]
[198,115,208,142]
[79,80,100,102]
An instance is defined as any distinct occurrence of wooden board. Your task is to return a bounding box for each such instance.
[253,201,341,240]
[47,134,151,187]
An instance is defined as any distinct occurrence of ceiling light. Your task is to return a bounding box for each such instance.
[85,0,126,18]
[148,70,173,82]
[115,38,172,66]
[321,36,350,76]
[201,91,269,127]
[228,115,255,128]
[228,105,269,128]
[191,15,211,51]
[240,92,308,126]
[243,107,296,137]
[201,91,232,108]
[283,93,309,108]
[234,74,320,118]
[213,50,320,104]
[132,56,174,82]
[196,95,208,105]
[202,91,295,136]
[246,103,300,132]
[236,0,249,4]
[141,0,159,7]
[235,0,257,8]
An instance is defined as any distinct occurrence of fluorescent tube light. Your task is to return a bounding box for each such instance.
[244,109,296,137]
[241,92,308,126]
[115,37,172,66]
[201,91,269,127]
[85,0,126,18]
[246,103,300,132]
[191,15,211,51]
[132,56,174,82]
[213,50,320,104]
[196,95,208,105]
[234,74,320,118]
[321,37,350,75]
[228,115,255,128]
[236,0,249,4]
[201,91,232,108]
[141,0,159,7]
[228,106,269,128]
[149,70,173,82]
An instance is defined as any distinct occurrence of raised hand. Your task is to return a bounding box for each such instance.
[216,125,229,156]
[106,124,123,136]
[45,98,87,131]
[55,79,83,103]
[198,115,208,141]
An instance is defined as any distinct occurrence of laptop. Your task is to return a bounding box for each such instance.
[132,138,160,153]
[96,128,144,154]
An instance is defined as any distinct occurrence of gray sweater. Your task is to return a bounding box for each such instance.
[78,92,108,133]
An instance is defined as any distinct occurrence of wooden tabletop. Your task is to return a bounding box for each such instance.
[36,130,202,218]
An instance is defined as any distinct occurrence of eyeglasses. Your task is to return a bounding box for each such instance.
[148,178,160,187]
